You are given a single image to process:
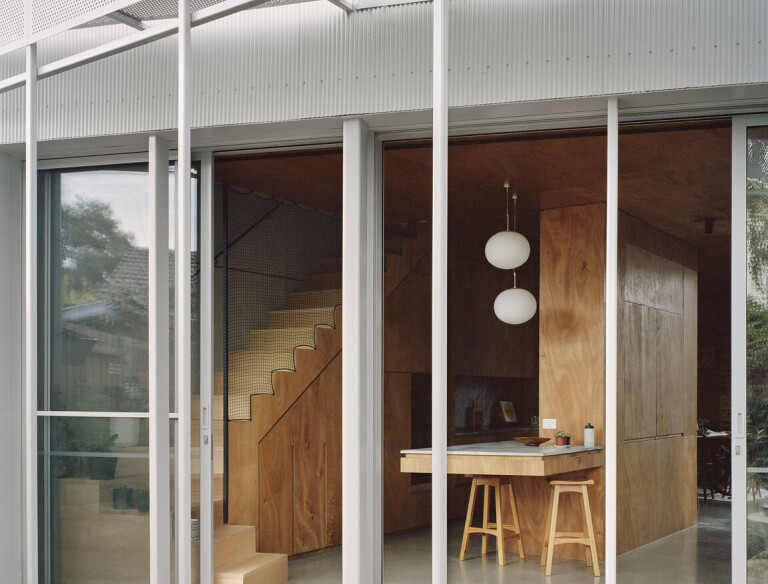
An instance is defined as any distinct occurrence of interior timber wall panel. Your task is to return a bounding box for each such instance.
[538,203,606,560]
[539,203,606,445]
[617,212,697,554]
[617,435,697,554]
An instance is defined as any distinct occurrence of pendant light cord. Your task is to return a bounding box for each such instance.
[505,185,510,231]
[504,184,519,232]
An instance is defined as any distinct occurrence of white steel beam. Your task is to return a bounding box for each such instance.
[604,97,618,584]
[325,0,354,14]
[108,10,148,30]
[432,0,448,581]
[23,41,38,584]
[198,150,215,584]
[175,0,193,581]
[341,117,383,584]
[149,135,171,584]
[0,0,273,95]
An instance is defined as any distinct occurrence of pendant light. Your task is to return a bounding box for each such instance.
[484,183,530,270]
[494,270,537,325]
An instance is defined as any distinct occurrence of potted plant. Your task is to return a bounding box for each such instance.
[86,433,119,480]
[555,430,568,447]
[112,485,134,509]
[110,382,148,447]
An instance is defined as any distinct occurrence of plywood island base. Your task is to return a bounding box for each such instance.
[401,444,605,561]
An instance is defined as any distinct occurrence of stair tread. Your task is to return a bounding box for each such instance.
[215,552,287,577]
[214,524,254,542]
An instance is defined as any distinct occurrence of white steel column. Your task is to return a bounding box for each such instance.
[149,135,171,584]
[731,116,750,584]
[604,98,618,584]
[24,41,38,584]
[342,117,383,584]
[198,151,215,584]
[176,0,193,581]
[432,0,448,580]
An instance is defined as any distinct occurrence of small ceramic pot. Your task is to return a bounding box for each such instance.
[555,436,567,446]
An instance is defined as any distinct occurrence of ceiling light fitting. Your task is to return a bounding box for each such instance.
[486,184,537,325]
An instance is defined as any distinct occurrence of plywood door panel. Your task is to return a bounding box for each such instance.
[617,436,697,554]
[623,244,684,315]
[324,355,343,547]
[228,419,261,532]
[622,303,656,441]
[656,311,685,436]
[292,371,328,555]
[259,416,294,555]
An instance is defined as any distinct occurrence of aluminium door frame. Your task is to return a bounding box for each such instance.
[731,112,768,584]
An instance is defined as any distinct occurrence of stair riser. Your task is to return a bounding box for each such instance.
[215,528,257,567]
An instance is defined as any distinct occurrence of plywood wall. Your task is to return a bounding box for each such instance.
[616,212,697,554]
[538,203,607,560]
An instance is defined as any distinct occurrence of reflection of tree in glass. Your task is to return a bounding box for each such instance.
[61,197,135,307]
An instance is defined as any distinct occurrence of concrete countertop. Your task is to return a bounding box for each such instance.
[401,440,604,457]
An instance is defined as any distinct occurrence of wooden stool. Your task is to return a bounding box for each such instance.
[540,478,599,577]
[459,476,525,566]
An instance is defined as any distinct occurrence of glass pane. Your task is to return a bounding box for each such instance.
[38,416,150,584]
[747,126,768,581]
[40,165,150,413]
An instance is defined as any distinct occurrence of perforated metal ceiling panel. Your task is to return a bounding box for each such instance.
[0,0,25,51]
[119,0,225,21]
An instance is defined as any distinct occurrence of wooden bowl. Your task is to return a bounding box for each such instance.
[514,436,551,447]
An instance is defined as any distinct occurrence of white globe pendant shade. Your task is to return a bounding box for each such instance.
[485,230,530,270]
[494,287,537,325]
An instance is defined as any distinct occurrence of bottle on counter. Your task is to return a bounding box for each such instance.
[584,423,595,447]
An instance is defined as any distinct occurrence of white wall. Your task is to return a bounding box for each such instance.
[0,151,23,582]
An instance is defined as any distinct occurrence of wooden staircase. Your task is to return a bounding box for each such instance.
[226,224,432,557]
[192,381,288,584]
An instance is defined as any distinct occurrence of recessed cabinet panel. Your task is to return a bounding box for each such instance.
[656,311,685,436]
[622,302,656,440]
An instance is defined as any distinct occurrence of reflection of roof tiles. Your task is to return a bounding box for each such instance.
[106,247,200,290]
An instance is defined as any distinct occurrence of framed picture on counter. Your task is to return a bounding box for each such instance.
[500,400,517,423]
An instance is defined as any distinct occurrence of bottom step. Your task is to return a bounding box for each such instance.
[215,553,288,584]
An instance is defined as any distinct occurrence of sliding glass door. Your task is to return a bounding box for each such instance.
[36,159,207,584]
[733,115,768,584]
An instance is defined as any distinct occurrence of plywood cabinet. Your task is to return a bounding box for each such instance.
[617,213,697,554]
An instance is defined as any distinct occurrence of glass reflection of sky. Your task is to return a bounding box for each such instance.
[62,170,149,246]
[61,168,194,251]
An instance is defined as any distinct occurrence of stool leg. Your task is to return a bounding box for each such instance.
[544,486,560,576]
[507,480,525,559]
[581,485,600,577]
[540,485,554,566]
[579,489,591,567]
[494,481,506,566]
[482,483,490,555]
[460,479,478,561]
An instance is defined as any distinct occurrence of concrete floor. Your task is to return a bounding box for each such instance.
[288,501,731,583]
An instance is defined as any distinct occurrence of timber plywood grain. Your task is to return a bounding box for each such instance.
[624,245,684,315]
[617,212,697,554]
[258,415,293,554]
[617,436,697,554]
[656,311,685,437]
[538,203,606,561]
[539,204,606,445]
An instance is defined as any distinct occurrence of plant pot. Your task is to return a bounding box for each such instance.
[87,456,118,481]
[555,436,567,446]
[112,487,134,510]
[135,489,150,513]
[111,417,141,447]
